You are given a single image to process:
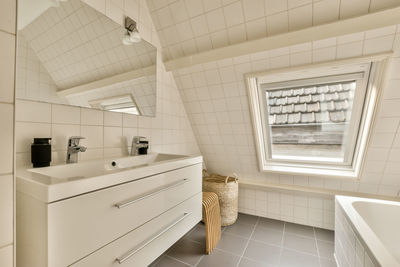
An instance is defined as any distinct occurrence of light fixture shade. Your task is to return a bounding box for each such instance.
[129,30,141,43]
[122,31,133,45]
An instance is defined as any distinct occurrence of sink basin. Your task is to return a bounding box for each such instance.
[28,153,186,180]
[17,153,202,203]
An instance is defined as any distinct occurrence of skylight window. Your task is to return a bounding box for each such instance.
[246,56,389,177]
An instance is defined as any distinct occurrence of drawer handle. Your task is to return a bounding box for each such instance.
[115,212,192,264]
[114,178,189,209]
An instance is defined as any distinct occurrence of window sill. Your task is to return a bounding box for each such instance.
[239,179,400,202]
[261,163,359,178]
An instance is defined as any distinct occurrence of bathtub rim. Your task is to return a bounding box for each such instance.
[335,195,400,267]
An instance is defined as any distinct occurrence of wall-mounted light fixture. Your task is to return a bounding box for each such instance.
[122,16,141,45]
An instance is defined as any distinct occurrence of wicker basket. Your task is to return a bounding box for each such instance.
[202,170,239,226]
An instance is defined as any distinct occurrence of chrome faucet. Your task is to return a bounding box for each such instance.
[66,136,87,164]
[131,136,149,156]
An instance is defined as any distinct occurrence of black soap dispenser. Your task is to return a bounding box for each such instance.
[31,138,52,168]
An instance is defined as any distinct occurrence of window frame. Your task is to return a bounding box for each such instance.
[245,54,390,178]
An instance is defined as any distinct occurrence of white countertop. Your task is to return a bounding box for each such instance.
[17,153,203,203]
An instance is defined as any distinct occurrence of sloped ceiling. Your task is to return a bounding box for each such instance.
[146,0,400,61]
[19,0,156,90]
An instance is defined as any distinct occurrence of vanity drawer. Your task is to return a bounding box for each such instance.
[47,163,202,267]
[71,192,202,267]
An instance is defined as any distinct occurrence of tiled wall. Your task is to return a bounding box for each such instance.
[173,25,400,225]
[15,98,199,167]
[16,35,66,105]
[147,0,400,61]
[0,0,16,266]
[15,0,200,167]
[239,187,335,230]
[335,200,378,267]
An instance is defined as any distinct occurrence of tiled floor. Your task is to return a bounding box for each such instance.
[149,213,337,267]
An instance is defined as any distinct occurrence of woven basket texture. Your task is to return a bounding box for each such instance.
[202,170,238,226]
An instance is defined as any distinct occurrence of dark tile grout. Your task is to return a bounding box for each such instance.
[151,214,336,267]
[235,216,260,267]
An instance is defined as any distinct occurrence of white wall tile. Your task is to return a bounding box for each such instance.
[0,175,13,247]
[16,100,51,123]
[0,104,14,174]
[0,245,13,267]
[104,126,123,148]
[15,122,51,153]
[104,111,122,127]
[51,124,81,151]
[81,108,103,126]
[52,104,80,124]
[0,32,15,103]
[80,126,104,148]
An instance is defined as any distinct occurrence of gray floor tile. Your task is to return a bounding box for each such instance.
[258,217,284,232]
[315,228,334,242]
[239,257,277,267]
[151,256,191,267]
[216,232,249,255]
[243,240,281,265]
[236,213,259,226]
[284,222,315,238]
[283,233,318,255]
[197,249,241,267]
[317,240,335,260]
[252,226,283,246]
[224,222,255,238]
[184,225,206,244]
[320,257,337,267]
[167,239,204,265]
[279,248,320,267]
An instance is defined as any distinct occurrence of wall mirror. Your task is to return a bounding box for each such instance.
[16,0,157,117]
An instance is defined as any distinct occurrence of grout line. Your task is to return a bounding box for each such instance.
[165,255,194,266]
[234,216,260,267]
[277,221,286,266]
[313,227,323,267]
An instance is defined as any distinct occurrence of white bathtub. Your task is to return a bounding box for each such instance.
[335,195,400,267]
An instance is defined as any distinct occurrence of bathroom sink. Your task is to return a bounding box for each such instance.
[17,153,202,203]
[28,153,186,180]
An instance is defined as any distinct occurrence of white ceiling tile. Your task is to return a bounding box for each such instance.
[184,0,205,17]
[223,1,245,27]
[313,0,340,25]
[227,24,247,43]
[288,4,312,31]
[337,32,365,44]
[339,0,370,19]
[162,25,180,45]
[265,0,288,15]
[245,17,267,40]
[156,6,174,29]
[266,11,288,35]
[169,0,189,24]
[337,41,363,59]
[312,37,337,49]
[181,38,198,55]
[210,29,229,48]
[365,25,397,39]
[195,35,213,52]
[363,35,395,55]
[206,8,227,32]
[202,0,223,12]
[242,0,265,21]
[190,15,209,36]
[176,21,194,41]
[288,0,312,9]
[369,0,400,12]
[312,46,336,63]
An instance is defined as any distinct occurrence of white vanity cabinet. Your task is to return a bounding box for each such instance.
[17,155,203,267]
